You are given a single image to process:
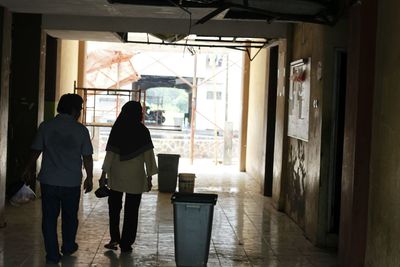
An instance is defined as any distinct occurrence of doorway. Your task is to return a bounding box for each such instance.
[327,50,347,241]
[84,41,244,170]
[264,45,279,197]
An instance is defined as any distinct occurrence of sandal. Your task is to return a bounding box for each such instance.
[104,241,119,250]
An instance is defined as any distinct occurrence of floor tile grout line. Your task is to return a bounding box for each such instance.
[211,239,222,267]
[215,196,252,264]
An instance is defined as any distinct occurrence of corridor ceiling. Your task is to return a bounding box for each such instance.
[0,0,341,41]
[108,0,339,24]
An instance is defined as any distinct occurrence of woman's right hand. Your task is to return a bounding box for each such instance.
[99,171,107,187]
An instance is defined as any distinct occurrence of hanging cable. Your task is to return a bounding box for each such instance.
[165,0,193,55]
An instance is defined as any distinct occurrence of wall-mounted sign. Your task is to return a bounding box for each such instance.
[288,58,311,142]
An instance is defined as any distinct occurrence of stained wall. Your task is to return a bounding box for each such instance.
[365,0,400,265]
[284,21,346,243]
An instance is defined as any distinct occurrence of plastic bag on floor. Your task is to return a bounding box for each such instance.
[9,184,36,206]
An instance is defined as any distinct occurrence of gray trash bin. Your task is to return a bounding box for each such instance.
[171,193,218,267]
[157,154,180,192]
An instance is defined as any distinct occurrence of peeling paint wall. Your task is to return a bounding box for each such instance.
[285,22,346,243]
[366,0,400,265]
[285,23,324,241]
[245,22,347,245]
[286,139,307,228]
[272,39,289,210]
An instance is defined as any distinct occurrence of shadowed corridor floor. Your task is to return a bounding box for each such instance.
[0,161,337,266]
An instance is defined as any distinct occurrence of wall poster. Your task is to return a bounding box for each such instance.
[288,58,311,141]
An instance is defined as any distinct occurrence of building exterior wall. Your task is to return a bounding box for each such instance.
[245,48,268,193]
[366,0,400,265]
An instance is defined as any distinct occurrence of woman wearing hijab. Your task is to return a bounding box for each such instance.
[99,101,158,252]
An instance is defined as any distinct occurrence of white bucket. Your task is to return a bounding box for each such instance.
[178,173,196,193]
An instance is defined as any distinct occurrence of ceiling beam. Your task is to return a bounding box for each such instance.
[42,15,289,38]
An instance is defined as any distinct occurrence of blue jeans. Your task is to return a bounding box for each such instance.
[40,183,81,261]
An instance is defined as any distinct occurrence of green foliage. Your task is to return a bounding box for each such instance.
[146,87,188,113]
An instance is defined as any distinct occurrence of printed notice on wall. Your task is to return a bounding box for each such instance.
[288,58,311,142]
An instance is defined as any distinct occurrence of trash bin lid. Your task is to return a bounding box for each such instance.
[157,153,180,158]
[171,192,218,205]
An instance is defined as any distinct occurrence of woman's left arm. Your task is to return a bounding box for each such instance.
[144,149,158,176]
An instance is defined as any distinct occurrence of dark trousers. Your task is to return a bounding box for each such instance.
[108,189,142,249]
[41,183,81,261]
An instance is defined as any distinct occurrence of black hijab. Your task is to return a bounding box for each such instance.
[106,101,154,161]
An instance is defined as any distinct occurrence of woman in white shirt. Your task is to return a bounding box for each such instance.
[99,101,158,253]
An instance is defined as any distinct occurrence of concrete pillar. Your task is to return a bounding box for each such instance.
[272,39,290,211]
[77,41,86,88]
[56,40,79,100]
[44,35,58,120]
[339,0,377,265]
[0,8,12,228]
[7,13,43,192]
[38,32,46,126]
[239,50,250,172]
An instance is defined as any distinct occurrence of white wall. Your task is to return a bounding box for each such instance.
[245,48,268,189]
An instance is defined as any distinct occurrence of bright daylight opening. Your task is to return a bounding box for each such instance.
[79,34,245,172]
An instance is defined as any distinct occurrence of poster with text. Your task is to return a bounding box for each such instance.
[288,59,310,141]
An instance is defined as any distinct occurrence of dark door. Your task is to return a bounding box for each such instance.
[264,45,279,196]
[6,14,42,193]
[328,50,347,235]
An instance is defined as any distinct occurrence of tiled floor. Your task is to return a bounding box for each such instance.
[0,161,338,266]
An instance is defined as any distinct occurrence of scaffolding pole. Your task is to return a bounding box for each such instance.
[190,54,198,165]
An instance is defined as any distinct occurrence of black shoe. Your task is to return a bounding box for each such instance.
[61,243,79,255]
[104,241,119,250]
[46,252,61,264]
[46,256,60,265]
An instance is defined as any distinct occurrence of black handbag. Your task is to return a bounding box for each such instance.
[95,186,110,198]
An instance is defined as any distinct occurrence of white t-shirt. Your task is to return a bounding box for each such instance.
[31,114,93,187]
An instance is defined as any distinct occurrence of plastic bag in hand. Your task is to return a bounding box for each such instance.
[10,184,36,206]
